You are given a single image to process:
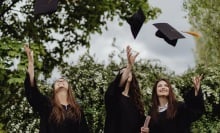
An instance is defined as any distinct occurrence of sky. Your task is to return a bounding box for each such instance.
[51,0,197,81]
[85,0,196,75]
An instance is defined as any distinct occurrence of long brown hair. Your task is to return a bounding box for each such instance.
[128,72,145,115]
[49,80,81,124]
[151,78,178,122]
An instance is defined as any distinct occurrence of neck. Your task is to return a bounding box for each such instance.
[122,82,130,97]
[158,96,168,107]
[57,90,68,105]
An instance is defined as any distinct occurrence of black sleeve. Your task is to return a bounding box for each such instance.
[24,72,50,115]
[182,88,205,122]
[79,109,90,133]
[104,72,123,112]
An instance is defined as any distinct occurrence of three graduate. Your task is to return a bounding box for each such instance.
[23,4,205,133]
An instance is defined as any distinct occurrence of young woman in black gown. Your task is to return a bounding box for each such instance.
[24,45,89,133]
[104,45,145,133]
[141,76,205,133]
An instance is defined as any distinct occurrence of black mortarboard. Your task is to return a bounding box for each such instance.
[153,23,185,47]
[126,8,146,39]
[34,0,58,15]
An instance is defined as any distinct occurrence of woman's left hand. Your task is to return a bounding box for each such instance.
[192,74,203,96]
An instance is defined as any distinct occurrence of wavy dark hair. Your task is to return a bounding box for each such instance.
[151,78,178,122]
[49,79,81,124]
[127,72,145,115]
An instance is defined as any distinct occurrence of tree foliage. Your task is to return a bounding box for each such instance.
[1,41,220,132]
[0,0,161,73]
[1,0,220,132]
[183,0,220,65]
[0,1,161,132]
[183,1,220,131]
[175,63,220,132]
[0,38,46,133]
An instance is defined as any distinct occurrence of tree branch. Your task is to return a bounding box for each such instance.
[0,0,20,18]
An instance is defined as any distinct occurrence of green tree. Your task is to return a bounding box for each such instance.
[1,1,161,132]
[175,64,220,132]
[0,38,47,132]
[183,1,220,131]
[183,0,220,65]
[0,40,172,132]
[0,0,161,71]
[1,40,220,132]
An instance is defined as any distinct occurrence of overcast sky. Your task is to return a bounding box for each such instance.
[79,0,196,75]
[47,0,197,82]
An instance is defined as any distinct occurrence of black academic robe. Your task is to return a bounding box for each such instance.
[104,72,145,133]
[148,89,205,133]
[24,73,89,133]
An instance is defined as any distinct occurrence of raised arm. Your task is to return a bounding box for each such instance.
[119,45,139,87]
[24,45,49,113]
[105,45,139,110]
[24,45,35,86]
[183,74,205,122]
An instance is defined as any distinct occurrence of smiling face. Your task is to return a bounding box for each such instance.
[54,78,69,92]
[156,80,169,97]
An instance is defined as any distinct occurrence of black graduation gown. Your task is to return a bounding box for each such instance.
[104,73,145,133]
[24,73,89,133]
[148,89,205,133]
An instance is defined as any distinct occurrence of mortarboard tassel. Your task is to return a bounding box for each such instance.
[182,31,201,38]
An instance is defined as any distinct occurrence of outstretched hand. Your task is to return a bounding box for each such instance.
[24,45,34,62]
[119,45,139,87]
[24,45,35,86]
[192,74,203,96]
[126,45,139,66]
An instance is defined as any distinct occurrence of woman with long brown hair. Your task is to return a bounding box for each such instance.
[104,45,145,133]
[24,45,89,133]
[141,76,205,133]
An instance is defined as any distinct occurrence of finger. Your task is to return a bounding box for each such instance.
[128,52,132,58]
[31,50,33,57]
[127,49,131,60]
[24,45,29,53]
[199,74,203,80]
[195,76,198,83]
[127,45,131,51]
[140,127,145,132]
[30,51,34,61]
[141,127,149,133]
[134,52,139,59]
[126,45,130,53]
[24,45,32,59]
[127,47,132,55]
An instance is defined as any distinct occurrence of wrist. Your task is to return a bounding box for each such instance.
[127,64,132,69]
[194,89,199,96]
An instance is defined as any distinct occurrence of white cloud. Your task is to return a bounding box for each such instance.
[88,0,196,75]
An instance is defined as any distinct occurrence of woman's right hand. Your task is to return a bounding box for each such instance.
[126,45,139,67]
[24,45,35,86]
[140,127,149,133]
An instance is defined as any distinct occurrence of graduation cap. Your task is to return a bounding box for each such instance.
[126,8,146,39]
[34,0,58,15]
[153,23,185,47]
